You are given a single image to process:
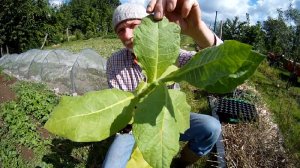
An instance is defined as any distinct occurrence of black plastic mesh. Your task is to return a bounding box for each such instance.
[216,98,258,123]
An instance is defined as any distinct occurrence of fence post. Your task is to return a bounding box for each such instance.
[219,20,223,40]
[66,28,70,42]
[41,33,48,49]
[6,45,9,55]
[0,45,3,58]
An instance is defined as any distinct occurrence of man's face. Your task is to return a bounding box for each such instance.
[116,19,141,50]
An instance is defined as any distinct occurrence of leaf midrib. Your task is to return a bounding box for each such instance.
[154,22,159,81]
[52,95,134,123]
[172,50,250,80]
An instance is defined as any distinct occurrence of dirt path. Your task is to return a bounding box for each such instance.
[0,73,16,103]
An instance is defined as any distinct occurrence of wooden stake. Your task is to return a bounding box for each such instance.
[66,28,70,42]
[6,45,9,54]
[0,45,3,57]
[41,33,48,49]
[219,20,223,40]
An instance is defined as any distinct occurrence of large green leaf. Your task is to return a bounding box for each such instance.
[163,40,265,93]
[44,89,135,142]
[133,84,190,168]
[133,15,181,83]
[204,50,265,93]
[168,89,191,133]
[126,146,152,168]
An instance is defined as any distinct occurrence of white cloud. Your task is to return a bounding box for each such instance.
[49,0,63,6]
[199,0,251,26]
[120,0,149,6]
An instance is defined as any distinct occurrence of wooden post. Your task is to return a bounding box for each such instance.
[6,45,9,54]
[66,28,70,42]
[213,11,218,33]
[219,20,223,40]
[41,33,48,49]
[0,45,3,57]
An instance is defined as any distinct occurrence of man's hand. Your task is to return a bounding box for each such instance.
[147,0,215,48]
[147,0,201,36]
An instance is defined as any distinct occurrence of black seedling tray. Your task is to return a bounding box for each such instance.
[216,98,257,123]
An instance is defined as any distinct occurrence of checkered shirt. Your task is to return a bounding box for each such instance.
[106,48,196,91]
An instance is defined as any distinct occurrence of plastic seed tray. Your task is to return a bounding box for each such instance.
[216,98,257,123]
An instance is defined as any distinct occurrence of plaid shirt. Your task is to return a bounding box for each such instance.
[106,48,197,91]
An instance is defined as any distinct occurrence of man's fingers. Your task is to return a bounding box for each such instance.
[166,0,177,12]
[153,0,165,20]
[181,0,196,18]
[147,0,157,13]
[166,12,188,31]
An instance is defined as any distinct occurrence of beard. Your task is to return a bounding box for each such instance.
[128,48,134,52]
[124,39,133,51]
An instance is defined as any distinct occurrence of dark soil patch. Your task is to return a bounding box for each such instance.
[0,73,16,103]
[0,117,4,127]
[37,126,51,139]
[17,145,34,161]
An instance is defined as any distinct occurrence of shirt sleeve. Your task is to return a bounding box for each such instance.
[176,49,196,68]
[215,34,223,46]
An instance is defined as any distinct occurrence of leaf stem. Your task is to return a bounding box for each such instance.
[136,81,160,100]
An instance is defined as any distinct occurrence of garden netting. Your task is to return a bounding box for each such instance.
[0,49,108,94]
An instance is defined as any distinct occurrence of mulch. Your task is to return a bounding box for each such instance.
[220,84,295,168]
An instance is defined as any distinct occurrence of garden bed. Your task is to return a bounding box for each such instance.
[220,84,295,168]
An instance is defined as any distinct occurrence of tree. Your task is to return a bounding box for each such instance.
[67,0,119,38]
[222,16,248,42]
[284,3,300,62]
[262,16,291,56]
[0,0,58,53]
[0,0,120,53]
[220,15,266,53]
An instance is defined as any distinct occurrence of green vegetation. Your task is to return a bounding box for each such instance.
[0,82,57,167]
[0,34,299,167]
[1,0,299,66]
[44,17,264,168]
[249,61,300,162]
[0,81,113,167]
[0,0,119,53]
[46,36,123,58]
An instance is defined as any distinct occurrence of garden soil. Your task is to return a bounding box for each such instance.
[0,73,36,162]
[0,73,16,103]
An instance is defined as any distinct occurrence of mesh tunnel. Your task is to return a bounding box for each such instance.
[0,49,108,94]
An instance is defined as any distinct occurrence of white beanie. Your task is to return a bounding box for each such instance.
[112,3,148,31]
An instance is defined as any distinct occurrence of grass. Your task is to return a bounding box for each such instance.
[45,34,196,58]
[45,36,123,59]
[249,61,300,163]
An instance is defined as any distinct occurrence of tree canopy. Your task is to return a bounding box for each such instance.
[220,6,300,62]
[0,0,119,53]
[1,0,299,63]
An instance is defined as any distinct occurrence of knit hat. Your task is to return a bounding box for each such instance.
[112,3,148,31]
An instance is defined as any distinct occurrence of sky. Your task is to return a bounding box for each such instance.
[49,0,300,25]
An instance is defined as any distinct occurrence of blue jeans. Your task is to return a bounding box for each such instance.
[102,113,221,168]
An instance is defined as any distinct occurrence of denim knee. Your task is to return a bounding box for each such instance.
[180,113,221,156]
[102,133,135,168]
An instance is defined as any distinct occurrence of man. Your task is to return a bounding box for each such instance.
[103,1,222,167]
